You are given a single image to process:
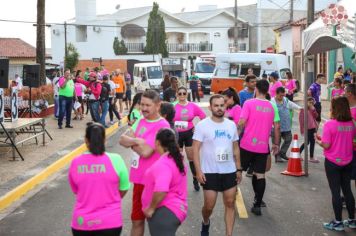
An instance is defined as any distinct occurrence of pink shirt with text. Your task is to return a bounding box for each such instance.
[131,118,170,184]
[240,99,275,153]
[225,104,242,125]
[321,120,356,166]
[269,81,283,98]
[142,154,188,223]
[331,88,344,98]
[68,153,129,231]
[173,102,206,132]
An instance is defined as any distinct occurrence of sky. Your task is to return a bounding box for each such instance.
[0,0,257,48]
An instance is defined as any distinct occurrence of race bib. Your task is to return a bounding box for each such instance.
[131,152,140,169]
[215,148,232,162]
[174,121,188,130]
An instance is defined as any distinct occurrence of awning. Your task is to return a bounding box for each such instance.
[121,24,145,38]
[304,0,355,55]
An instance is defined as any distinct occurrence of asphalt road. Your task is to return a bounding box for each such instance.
[0,102,355,236]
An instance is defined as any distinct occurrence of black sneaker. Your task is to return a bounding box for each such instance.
[58,125,62,129]
[65,125,74,128]
[246,168,253,177]
[254,198,267,207]
[251,205,262,216]
[193,178,200,191]
[201,220,210,236]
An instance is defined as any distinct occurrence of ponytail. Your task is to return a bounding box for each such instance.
[156,129,185,174]
[85,122,105,155]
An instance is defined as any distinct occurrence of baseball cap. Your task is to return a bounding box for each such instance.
[89,72,97,77]
[269,71,279,79]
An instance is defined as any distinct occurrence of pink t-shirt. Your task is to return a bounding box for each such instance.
[351,106,356,150]
[240,99,275,153]
[142,154,188,223]
[331,88,344,98]
[322,120,355,166]
[269,81,283,98]
[68,153,130,231]
[131,118,170,184]
[173,102,206,132]
[285,79,296,94]
[225,104,241,125]
[74,83,83,97]
[268,81,283,98]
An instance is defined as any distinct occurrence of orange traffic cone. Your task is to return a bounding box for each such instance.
[281,134,305,177]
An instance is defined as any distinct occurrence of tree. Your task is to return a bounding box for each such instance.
[36,0,46,85]
[144,2,168,57]
[113,37,128,55]
[65,43,80,71]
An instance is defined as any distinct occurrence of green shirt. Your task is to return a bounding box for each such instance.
[271,102,280,122]
[130,108,141,123]
[84,72,89,81]
[59,79,74,98]
[106,152,130,191]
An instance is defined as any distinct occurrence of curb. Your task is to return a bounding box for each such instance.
[0,117,128,212]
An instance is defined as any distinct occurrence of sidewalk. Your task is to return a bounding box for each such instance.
[0,113,123,198]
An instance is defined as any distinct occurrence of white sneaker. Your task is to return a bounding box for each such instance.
[110,121,115,125]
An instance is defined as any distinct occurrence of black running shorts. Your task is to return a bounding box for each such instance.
[178,128,194,148]
[202,172,237,192]
[240,148,269,174]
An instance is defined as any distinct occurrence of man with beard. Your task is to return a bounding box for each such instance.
[119,90,170,236]
[193,94,242,236]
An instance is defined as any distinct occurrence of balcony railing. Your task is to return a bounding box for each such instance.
[124,42,214,53]
[125,42,145,53]
[167,43,213,52]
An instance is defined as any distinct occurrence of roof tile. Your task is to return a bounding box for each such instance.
[0,38,36,58]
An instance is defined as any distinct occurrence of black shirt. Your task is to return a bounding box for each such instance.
[163,87,177,103]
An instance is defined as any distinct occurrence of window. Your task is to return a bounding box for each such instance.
[147,66,163,79]
[195,62,215,73]
[239,43,247,51]
[319,52,327,76]
[76,25,87,42]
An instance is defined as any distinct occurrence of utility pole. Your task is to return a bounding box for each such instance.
[290,0,294,22]
[64,21,68,69]
[303,0,315,176]
[234,0,238,52]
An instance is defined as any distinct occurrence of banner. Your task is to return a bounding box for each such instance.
[11,87,18,121]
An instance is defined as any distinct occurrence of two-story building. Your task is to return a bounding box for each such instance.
[51,0,251,64]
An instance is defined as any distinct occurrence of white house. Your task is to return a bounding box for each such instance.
[51,0,251,64]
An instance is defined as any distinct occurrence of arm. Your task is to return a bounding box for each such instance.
[192,140,205,184]
[119,128,138,148]
[272,122,281,154]
[75,77,90,87]
[143,192,167,218]
[237,118,246,136]
[118,156,130,198]
[233,141,242,184]
[68,161,78,194]
[58,77,68,88]
[315,139,331,149]
[287,100,302,110]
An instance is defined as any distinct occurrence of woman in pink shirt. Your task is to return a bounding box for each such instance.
[173,86,206,191]
[316,97,356,231]
[142,128,188,236]
[221,87,241,126]
[285,71,297,101]
[331,77,344,98]
[69,123,130,236]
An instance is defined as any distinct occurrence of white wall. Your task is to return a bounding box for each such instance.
[279,28,293,70]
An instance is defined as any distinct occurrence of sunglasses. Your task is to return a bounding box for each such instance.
[178,92,187,96]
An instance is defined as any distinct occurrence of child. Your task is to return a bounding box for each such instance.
[128,93,142,126]
[299,97,319,163]
[159,102,178,139]
[331,77,344,98]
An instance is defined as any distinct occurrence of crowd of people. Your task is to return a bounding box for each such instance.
[52,67,132,129]
[67,67,356,236]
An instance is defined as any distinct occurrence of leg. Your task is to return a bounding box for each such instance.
[65,97,73,126]
[223,187,237,236]
[280,131,292,159]
[147,207,180,236]
[119,98,123,113]
[196,90,200,102]
[100,101,109,126]
[202,190,218,224]
[325,159,343,221]
[340,163,355,220]
[308,129,316,158]
[131,184,145,236]
[58,96,65,127]
[192,89,196,102]
[108,98,114,121]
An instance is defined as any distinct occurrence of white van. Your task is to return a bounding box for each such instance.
[193,55,215,93]
[133,62,163,92]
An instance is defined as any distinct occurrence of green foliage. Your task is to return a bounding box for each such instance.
[113,37,128,55]
[65,43,79,71]
[144,2,168,57]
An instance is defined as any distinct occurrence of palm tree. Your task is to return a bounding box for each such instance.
[36,0,46,85]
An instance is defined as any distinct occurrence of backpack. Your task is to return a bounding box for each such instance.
[294,80,301,93]
[100,83,110,101]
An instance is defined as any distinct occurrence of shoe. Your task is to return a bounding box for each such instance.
[201,220,210,236]
[193,178,200,191]
[110,121,115,125]
[280,154,289,160]
[251,205,262,216]
[254,198,267,207]
[343,219,356,229]
[65,125,74,128]
[309,158,320,163]
[323,220,344,231]
[58,126,62,129]
[275,157,285,163]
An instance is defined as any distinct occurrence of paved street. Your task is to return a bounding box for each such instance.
[0,101,355,236]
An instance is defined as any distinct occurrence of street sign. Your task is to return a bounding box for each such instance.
[162,58,181,66]
[11,87,18,121]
